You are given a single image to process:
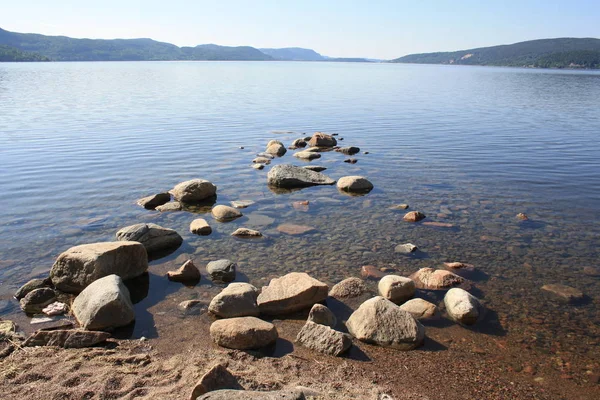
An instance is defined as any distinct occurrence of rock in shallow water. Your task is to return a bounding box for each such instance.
[116,223,183,255]
[444,288,483,325]
[296,321,351,356]
[167,260,201,283]
[210,317,278,350]
[190,218,212,235]
[403,211,426,222]
[395,243,418,254]
[337,176,373,193]
[257,272,328,315]
[541,284,585,302]
[231,228,262,238]
[267,165,335,188]
[409,268,464,289]
[212,205,243,222]
[206,259,237,282]
[329,277,369,298]
[209,283,259,318]
[399,298,439,320]
[293,151,321,160]
[276,224,315,235]
[136,192,171,210]
[19,288,57,314]
[308,132,337,147]
[155,201,182,212]
[14,278,51,300]
[170,179,217,203]
[378,275,415,304]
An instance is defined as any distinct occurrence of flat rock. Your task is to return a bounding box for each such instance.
[541,284,585,302]
[231,228,262,238]
[190,364,243,400]
[409,268,464,289]
[178,300,208,315]
[15,278,51,300]
[346,296,424,350]
[296,321,351,356]
[23,329,110,348]
[252,157,271,165]
[208,283,259,318]
[212,205,243,222]
[210,317,278,350]
[19,288,57,314]
[137,193,171,210]
[444,288,483,325]
[390,204,409,210]
[252,164,264,170]
[403,211,426,222]
[257,272,328,315]
[422,221,454,228]
[276,224,315,235]
[170,179,217,203]
[231,200,255,209]
[50,241,148,293]
[395,243,418,254]
[335,146,360,155]
[267,165,335,188]
[206,259,237,282]
[443,262,475,272]
[190,218,212,235]
[307,304,336,328]
[337,176,373,193]
[116,223,183,254]
[167,260,201,282]
[292,201,309,212]
[360,265,385,280]
[265,143,287,157]
[329,277,369,298]
[399,298,440,320]
[302,166,327,172]
[196,390,305,400]
[156,201,182,212]
[293,151,321,160]
[72,275,135,330]
[308,132,337,147]
[378,275,415,304]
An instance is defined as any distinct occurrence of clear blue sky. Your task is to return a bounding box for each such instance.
[1,0,599,59]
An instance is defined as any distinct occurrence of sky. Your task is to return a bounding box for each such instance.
[1,0,599,59]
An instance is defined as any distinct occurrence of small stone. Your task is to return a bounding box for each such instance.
[206,259,237,282]
[212,205,243,222]
[378,275,415,304]
[399,298,439,320]
[137,193,171,210]
[167,260,201,282]
[294,151,321,160]
[360,265,384,280]
[395,243,418,254]
[210,317,278,350]
[276,224,315,235]
[403,211,426,222]
[190,364,243,400]
[444,288,483,325]
[336,146,360,155]
[253,164,264,170]
[541,284,585,302]
[19,288,57,314]
[292,201,309,212]
[178,300,207,315]
[253,157,271,165]
[190,218,212,235]
[343,158,357,164]
[337,176,373,193]
[389,204,409,210]
[329,277,368,298]
[208,283,259,318]
[23,329,110,348]
[14,278,51,300]
[156,201,182,212]
[231,228,262,238]
[307,304,336,328]
[296,321,351,356]
[230,200,255,209]
[444,262,475,272]
[42,302,68,316]
[409,268,465,289]
[516,213,529,221]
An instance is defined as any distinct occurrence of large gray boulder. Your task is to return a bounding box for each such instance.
[170,179,217,203]
[257,272,328,315]
[444,288,483,325]
[209,283,260,318]
[50,241,148,293]
[116,223,183,254]
[72,275,135,330]
[296,321,351,356]
[267,165,335,188]
[210,317,278,350]
[346,296,424,350]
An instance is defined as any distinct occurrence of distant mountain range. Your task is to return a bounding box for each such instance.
[391,38,600,69]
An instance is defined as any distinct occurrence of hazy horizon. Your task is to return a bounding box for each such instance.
[1,0,599,59]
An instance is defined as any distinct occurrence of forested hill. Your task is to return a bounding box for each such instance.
[391,38,600,69]
[0,45,49,61]
[0,27,272,61]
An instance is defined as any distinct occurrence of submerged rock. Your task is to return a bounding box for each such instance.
[444,288,483,325]
[409,268,464,289]
[337,176,373,193]
[296,321,351,356]
[276,224,316,235]
[231,228,262,238]
[403,211,426,222]
[293,151,321,160]
[190,218,212,235]
[231,200,255,209]
[156,201,182,212]
[329,277,369,298]
[23,329,110,348]
[267,164,335,188]
[170,179,217,203]
[137,192,171,210]
[399,298,439,320]
[308,132,337,147]
[360,265,385,280]
[541,284,585,302]
[19,288,57,314]
[206,259,237,282]
[253,157,272,165]
[257,272,328,315]
[210,317,278,350]
[212,205,243,222]
[307,304,337,328]
[394,243,418,254]
[208,283,259,318]
[167,260,201,283]
[378,275,415,304]
[116,223,183,255]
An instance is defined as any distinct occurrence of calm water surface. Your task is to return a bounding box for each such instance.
[0,61,599,360]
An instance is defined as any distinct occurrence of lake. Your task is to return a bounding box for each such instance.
[0,61,599,366]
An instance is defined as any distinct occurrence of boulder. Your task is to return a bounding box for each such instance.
[196,390,305,400]
[190,218,212,235]
[541,284,585,302]
[329,277,369,298]
[156,201,182,212]
[443,288,482,325]
[395,243,418,254]
[335,146,360,155]
[257,272,328,315]
[210,317,278,349]
[23,329,110,348]
[346,296,424,350]
[399,298,439,320]
[212,205,242,222]
[307,304,336,328]
[231,228,262,238]
[296,321,351,356]
[137,193,171,210]
[14,278,51,300]
[50,241,148,293]
[19,288,57,314]
[167,260,201,283]
[308,132,337,147]
[336,176,373,193]
[378,275,415,304]
[403,211,426,222]
[190,364,243,400]
[170,179,217,203]
[208,283,259,318]
[116,223,183,254]
[409,268,464,289]
[302,166,327,172]
[206,259,237,282]
[267,165,335,188]
[293,151,321,160]
[72,275,135,330]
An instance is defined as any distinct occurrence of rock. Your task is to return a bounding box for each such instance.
[252,157,271,165]
[307,304,336,328]
[190,218,212,235]
[422,222,455,228]
[346,296,425,350]
[257,272,328,315]
[292,201,309,212]
[210,317,278,349]
[337,176,373,193]
[409,268,465,289]
[72,275,135,330]
[50,241,148,293]
[444,288,483,325]
[293,151,321,160]
[231,228,262,238]
[267,139,283,147]
[443,262,475,272]
[399,298,439,320]
[343,158,357,164]
[116,223,183,254]
[302,165,327,172]
[583,266,600,277]
[296,321,351,356]
[291,138,307,148]
[208,283,259,318]
[252,164,264,170]
[206,259,237,282]
[212,205,243,222]
[14,278,51,300]
[156,201,182,212]
[390,204,409,210]
[541,284,585,302]
[170,179,217,203]
[178,300,208,315]
[336,146,360,155]
[516,213,529,221]
[265,142,287,157]
[29,316,73,330]
[195,390,305,400]
[308,132,337,147]
[167,260,201,282]
[267,165,335,188]
[42,302,68,316]
[256,152,275,159]
[395,243,418,254]
[403,211,426,222]
[19,288,57,314]
[190,364,243,400]
[303,146,321,152]
[276,224,315,235]
[360,265,384,280]
[231,200,255,209]
[23,329,110,348]
[329,277,368,298]
[378,275,415,304]
[137,193,171,210]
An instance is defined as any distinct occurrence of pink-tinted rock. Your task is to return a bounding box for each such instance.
[403,211,426,222]
[276,224,315,235]
[409,268,464,289]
